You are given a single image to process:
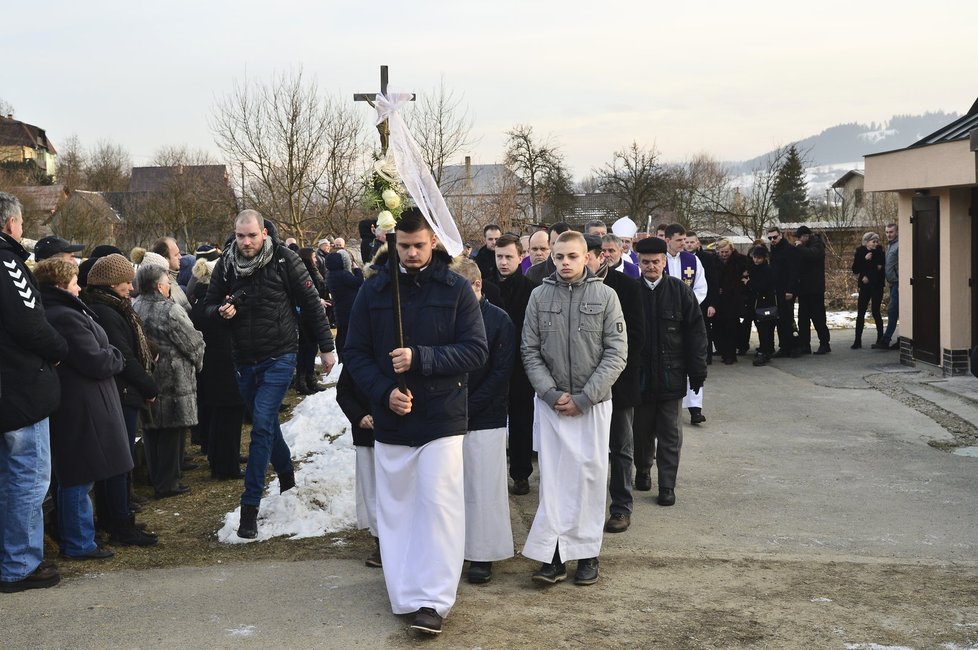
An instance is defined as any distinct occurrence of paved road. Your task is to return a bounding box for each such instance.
[5,330,978,648]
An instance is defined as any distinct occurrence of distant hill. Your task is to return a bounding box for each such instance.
[729,111,961,175]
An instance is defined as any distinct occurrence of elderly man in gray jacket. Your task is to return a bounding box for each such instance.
[521,230,627,587]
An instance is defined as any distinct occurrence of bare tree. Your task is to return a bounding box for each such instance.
[505,124,562,223]
[405,78,476,189]
[211,68,366,245]
[56,135,87,191]
[85,140,131,192]
[595,141,668,220]
[722,146,790,240]
[665,153,734,233]
[539,153,575,222]
[0,97,13,117]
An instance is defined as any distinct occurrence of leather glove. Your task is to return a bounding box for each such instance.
[689,375,706,394]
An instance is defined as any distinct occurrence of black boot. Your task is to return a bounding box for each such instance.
[365,536,382,567]
[306,374,326,392]
[293,374,311,395]
[851,325,863,349]
[237,504,259,539]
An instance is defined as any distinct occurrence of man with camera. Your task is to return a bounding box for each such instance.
[205,210,335,539]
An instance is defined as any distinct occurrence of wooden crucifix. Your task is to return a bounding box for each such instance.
[354,65,416,395]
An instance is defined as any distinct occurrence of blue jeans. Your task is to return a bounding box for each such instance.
[0,418,52,582]
[883,284,899,342]
[237,354,296,507]
[57,482,98,557]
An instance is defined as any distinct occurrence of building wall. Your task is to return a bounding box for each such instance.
[944,188,972,350]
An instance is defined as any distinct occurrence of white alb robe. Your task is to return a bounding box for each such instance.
[463,427,514,561]
[355,446,378,537]
[374,437,465,619]
[522,397,612,563]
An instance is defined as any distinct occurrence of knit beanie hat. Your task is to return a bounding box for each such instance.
[87,253,135,286]
[140,251,169,271]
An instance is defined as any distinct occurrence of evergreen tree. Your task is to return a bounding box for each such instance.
[773,145,809,221]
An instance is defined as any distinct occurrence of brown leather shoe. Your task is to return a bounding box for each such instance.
[0,562,61,593]
[604,512,631,533]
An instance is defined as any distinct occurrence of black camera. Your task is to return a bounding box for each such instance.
[224,288,247,308]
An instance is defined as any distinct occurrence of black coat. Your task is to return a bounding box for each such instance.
[344,250,489,446]
[603,269,645,407]
[486,269,536,392]
[336,365,374,447]
[694,249,720,312]
[747,262,777,310]
[639,276,709,402]
[768,238,801,296]
[474,245,496,280]
[40,286,133,487]
[467,298,514,431]
[717,251,750,320]
[83,287,159,409]
[0,233,68,431]
[204,242,335,364]
[797,235,827,295]
[852,245,885,292]
[190,283,243,408]
[325,255,364,334]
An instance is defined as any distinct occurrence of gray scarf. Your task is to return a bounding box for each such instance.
[230,237,274,278]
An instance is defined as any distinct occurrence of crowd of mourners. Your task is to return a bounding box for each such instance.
[1,188,899,638]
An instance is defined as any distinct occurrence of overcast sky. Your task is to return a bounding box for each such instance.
[6,1,976,179]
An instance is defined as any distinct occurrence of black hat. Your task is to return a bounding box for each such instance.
[195,243,222,261]
[750,245,769,259]
[583,234,603,252]
[795,226,812,237]
[634,237,667,255]
[34,236,84,261]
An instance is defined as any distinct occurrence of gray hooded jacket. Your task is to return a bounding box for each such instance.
[521,270,627,413]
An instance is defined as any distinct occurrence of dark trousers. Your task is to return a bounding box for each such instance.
[797,293,830,347]
[608,405,634,515]
[144,427,185,494]
[757,319,776,354]
[739,314,754,353]
[714,317,740,361]
[93,472,130,531]
[882,284,899,342]
[206,404,245,479]
[775,294,797,351]
[633,398,682,489]
[855,285,884,343]
[296,330,319,379]
[508,385,534,481]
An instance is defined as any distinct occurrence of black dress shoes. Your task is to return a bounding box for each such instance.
[574,558,599,586]
[689,408,706,425]
[467,561,493,584]
[814,343,831,355]
[635,471,652,492]
[657,487,676,506]
[154,485,191,499]
[0,563,60,592]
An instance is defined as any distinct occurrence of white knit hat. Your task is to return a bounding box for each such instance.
[139,251,169,270]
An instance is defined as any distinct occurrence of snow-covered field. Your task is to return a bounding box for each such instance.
[217,364,357,544]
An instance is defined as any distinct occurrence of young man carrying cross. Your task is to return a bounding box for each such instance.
[343,208,488,635]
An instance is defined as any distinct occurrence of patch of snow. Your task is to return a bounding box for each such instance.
[810,597,833,602]
[217,368,357,544]
[951,447,978,458]
[845,644,914,650]
[858,129,898,144]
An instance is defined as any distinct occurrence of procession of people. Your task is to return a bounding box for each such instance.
[0,186,902,637]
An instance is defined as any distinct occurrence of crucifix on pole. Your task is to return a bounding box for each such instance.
[354,65,416,396]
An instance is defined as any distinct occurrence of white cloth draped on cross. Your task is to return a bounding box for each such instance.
[374,92,464,257]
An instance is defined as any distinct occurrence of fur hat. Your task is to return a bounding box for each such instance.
[87,253,135,286]
[130,247,146,264]
[192,257,217,284]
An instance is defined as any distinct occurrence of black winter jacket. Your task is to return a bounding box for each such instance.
[41,286,133,487]
[603,269,645,407]
[768,238,801,296]
[797,235,827,295]
[0,233,68,431]
[694,249,720,312]
[747,262,777,310]
[343,250,489,446]
[638,275,708,403]
[717,251,750,320]
[852,245,885,292]
[336,365,374,447]
[83,286,159,409]
[204,242,334,365]
[190,282,243,408]
[486,268,536,392]
[467,297,514,431]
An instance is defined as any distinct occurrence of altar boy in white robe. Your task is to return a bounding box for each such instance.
[344,210,488,635]
[521,231,627,586]
[451,258,515,585]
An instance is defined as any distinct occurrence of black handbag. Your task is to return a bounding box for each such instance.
[754,305,779,322]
